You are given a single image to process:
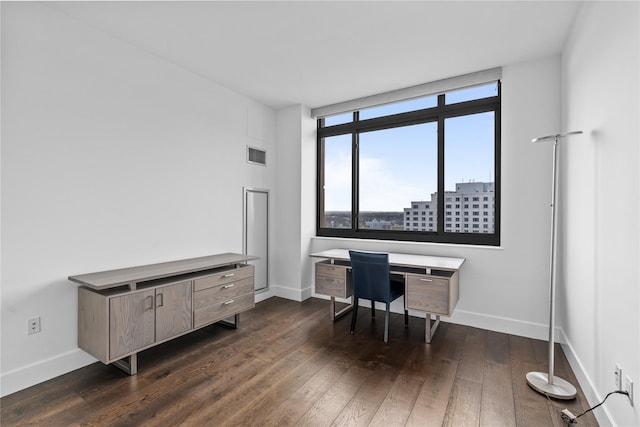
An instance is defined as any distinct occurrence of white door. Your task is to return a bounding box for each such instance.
[244,188,268,292]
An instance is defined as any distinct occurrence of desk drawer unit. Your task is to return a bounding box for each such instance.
[193,265,254,328]
[405,271,458,316]
[315,261,352,298]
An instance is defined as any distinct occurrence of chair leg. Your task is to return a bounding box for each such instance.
[371,300,375,319]
[404,309,409,327]
[384,303,390,343]
[350,298,358,334]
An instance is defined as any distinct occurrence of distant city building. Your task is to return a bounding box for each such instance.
[365,219,392,230]
[403,182,495,233]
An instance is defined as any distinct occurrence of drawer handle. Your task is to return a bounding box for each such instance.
[145,295,154,311]
[156,293,164,308]
[223,299,235,305]
[223,284,235,289]
[419,278,433,282]
[222,273,235,278]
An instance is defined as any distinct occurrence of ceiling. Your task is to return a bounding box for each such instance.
[48,1,582,110]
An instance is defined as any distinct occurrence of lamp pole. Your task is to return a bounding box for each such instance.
[525,131,582,400]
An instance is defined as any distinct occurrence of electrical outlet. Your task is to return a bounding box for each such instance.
[28,317,41,335]
[615,364,623,390]
[624,375,634,407]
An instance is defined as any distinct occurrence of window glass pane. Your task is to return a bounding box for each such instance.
[323,112,353,127]
[321,134,352,228]
[359,95,437,120]
[445,112,495,233]
[445,82,498,105]
[358,122,437,231]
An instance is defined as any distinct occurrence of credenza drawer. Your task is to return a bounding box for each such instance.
[315,261,352,298]
[193,292,254,328]
[406,274,452,315]
[193,265,254,292]
[193,277,253,310]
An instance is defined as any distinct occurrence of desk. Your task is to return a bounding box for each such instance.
[310,249,465,343]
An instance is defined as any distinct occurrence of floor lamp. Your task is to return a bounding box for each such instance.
[526,130,582,400]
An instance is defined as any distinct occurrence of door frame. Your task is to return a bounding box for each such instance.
[243,187,270,294]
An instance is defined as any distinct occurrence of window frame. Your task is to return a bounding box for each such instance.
[316,82,501,246]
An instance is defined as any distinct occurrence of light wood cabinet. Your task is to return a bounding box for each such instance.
[405,271,458,316]
[315,260,352,298]
[82,279,193,362]
[72,253,256,374]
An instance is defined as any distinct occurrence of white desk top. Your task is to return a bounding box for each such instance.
[310,249,465,271]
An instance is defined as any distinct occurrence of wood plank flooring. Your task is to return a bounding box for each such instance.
[0,297,598,426]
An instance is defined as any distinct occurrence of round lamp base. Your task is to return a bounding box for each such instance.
[526,371,577,400]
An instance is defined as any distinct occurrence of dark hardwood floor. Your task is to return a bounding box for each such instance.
[1,297,598,426]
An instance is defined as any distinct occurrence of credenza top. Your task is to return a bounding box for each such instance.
[310,248,465,271]
[69,252,258,290]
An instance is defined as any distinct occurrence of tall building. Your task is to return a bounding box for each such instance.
[403,182,495,233]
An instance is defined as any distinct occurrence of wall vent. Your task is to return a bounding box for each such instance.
[247,146,267,166]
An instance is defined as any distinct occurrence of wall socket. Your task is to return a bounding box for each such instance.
[28,317,41,335]
[624,375,634,407]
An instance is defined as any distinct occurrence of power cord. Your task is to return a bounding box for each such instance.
[559,390,630,426]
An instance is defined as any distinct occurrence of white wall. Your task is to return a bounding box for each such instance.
[310,55,564,340]
[560,2,639,425]
[0,2,276,396]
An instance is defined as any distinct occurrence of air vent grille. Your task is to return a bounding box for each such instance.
[247,146,267,166]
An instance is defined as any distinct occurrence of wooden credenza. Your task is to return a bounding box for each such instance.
[70,253,256,374]
[311,249,464,343]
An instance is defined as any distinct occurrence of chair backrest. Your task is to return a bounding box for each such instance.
[348,250,391,303]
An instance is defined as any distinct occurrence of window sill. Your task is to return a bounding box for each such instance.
[311,235,504,251]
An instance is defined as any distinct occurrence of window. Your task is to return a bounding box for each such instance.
[317,81,500,245]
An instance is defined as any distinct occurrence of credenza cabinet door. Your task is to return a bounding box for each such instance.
[109,289,155,360]
[155,281,192,342]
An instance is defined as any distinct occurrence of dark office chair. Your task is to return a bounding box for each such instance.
[348,250,408,343]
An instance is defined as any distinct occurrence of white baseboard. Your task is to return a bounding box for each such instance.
[255,287,277,303]
[308,294,556,342]
[270,284,313,302]
[0,348,96,398]
[559,329,614,427]
[448,309,555,342]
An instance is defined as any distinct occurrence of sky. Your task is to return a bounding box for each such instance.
[323,84,496,212]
